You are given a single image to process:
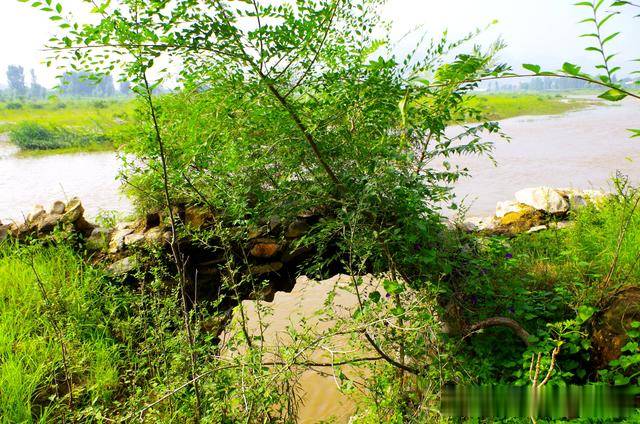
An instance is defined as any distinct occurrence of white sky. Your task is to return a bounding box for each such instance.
[0,0,638,88]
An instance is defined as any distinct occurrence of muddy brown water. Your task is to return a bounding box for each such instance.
[451,98,640,217]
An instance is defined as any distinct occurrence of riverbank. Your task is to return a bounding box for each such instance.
[0,93,594,157]
[1,187,638,422]
[0,98,133,155]
[470,93,600,121]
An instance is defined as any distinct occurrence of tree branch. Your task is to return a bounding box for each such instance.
[467,317,532,346]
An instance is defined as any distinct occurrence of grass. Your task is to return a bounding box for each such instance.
[1,190,639,421]
[0,98,134,154]
[0,240,122,422]
[471,93,600,121]
[0,98,134,131]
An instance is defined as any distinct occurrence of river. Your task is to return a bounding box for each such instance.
[0,138,131,223]
[1,98,638,224]
[451,98,640,217]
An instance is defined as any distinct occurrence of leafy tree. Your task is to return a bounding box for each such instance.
[6,65,27,97]
[27,0,509,420]
[29,69,47,99]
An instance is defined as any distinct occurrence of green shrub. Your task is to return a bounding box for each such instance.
[8,121,110,151]
[92,100,108,109]
[5,102,23,110]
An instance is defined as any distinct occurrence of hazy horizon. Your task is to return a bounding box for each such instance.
[0,0,638,88]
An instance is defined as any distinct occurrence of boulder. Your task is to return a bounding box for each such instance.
[144,227,170,245]
[496,201,529,219]
[527,225,548,234]
[116,221,135,231]
[27,205,45,224]
[249,262,283,275]
[36,214,62,234]
[62,197,84,223]
[498,206,545,234]
[462,216,498,232]
[515,187,569,214]
[86,228,112,251]
[249,239,281,258]
[124,233,145,247]
[109,228,134,253]
[0,224,9,242]
[285,219,310,239]
[184,206,213,229]
[49,200,66,215]
[107,256,139,276]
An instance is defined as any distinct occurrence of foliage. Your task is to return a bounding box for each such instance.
[11,0,640,422]
[8,121,111,151]
[5,102,23,110]
[6,65,27,97]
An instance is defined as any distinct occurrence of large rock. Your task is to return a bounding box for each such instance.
[496,201,529,219]
[36,213,62,234]
[49,200,66,215]
[498,206,546,234]
[108,228,134,253]
[249,262,283,275]
[86,228,112,251]
[0,224,9,242]
[124,233,145,247]
[62,197,85,223]
[107,256,139,276]
[285,220,310,239]
[462,216,498,232]
[144,227,171,245]
[184,206,214,229]
[27,205,46,224]
[515,187,569,214]
[249,239,281,258]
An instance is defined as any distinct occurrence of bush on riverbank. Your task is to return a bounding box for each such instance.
[1,188,639,422]
[8,121,111,151]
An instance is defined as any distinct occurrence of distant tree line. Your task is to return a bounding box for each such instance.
[1,65,132,100]
[482,75,634,93]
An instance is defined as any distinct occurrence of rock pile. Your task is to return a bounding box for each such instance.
[462,187,607,234]
[2,199,322,303]
[1,197,95,241]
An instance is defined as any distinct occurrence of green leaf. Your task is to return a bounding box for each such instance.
[522,63,541,73]
[598,13,618,29]
[55,3,62,13]
[562,62,582,76]
[383,279,404,295]
[614,375,630,385]
[577,305,597,323]
[368,291,381,303]
[598,89,628,101]
[602,31,620,45]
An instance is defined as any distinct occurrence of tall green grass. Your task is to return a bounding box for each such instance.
[0,241,120,422]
